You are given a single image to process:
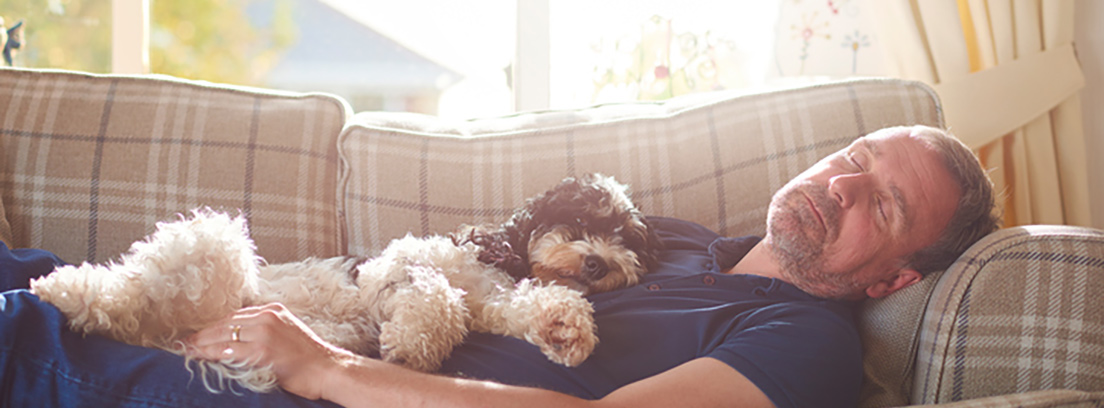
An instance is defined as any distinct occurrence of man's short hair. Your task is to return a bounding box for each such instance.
[898,125,1001,275]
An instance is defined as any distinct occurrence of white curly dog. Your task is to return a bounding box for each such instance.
[30,174,661,393]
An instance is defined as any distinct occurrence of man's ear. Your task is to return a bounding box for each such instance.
[864,268,923,299]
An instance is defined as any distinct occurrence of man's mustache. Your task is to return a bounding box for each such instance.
[796,183,840,239]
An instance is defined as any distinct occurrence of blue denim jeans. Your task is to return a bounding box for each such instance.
[0,242,337,407]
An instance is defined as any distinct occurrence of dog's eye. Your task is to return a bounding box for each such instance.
[575,218,588,227]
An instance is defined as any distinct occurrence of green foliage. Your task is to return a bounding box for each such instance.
[0,0,296,86]
[150,0,297,85]
[1,0,112,72]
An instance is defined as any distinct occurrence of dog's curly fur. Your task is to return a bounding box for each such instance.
[30,173,660,393]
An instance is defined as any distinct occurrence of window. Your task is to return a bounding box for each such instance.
[15,0,784,116]
[150,0,292,88]
[318,0,516,118]
[548,0,780,109]
[148,0,515,117]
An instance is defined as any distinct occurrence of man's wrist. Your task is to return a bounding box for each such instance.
[318,348,368,403]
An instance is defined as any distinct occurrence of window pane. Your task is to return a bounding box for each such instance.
[150,0,293,87]
[549,0,780,109]
[1,0,112,72]
[151,0,514,117]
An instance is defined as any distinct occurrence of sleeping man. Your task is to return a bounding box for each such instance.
[1,125,998,408]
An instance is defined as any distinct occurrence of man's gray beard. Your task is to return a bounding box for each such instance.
[766,184,865,300]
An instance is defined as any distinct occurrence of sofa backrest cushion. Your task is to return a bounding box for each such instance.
[0,68,350,264]
[337,79,944,257]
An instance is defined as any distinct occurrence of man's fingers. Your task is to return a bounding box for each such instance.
[239,302,287,314]
[188,340,262,364]
[222,303,285,324]
[188,322,243,347]
[186,303,290,347]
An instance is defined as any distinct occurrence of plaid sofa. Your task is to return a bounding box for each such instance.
[1,67,1102,406]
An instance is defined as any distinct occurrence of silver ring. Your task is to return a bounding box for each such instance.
[230,324,242,342]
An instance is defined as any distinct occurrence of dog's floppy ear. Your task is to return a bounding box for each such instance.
[454,224,528,279]
[611,178,662,273]
[499,179,564,279]
[628,214,662,271]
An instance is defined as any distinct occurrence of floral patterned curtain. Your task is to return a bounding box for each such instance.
[773,0,886,77]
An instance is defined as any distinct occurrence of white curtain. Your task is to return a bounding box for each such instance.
[773,0,1090,227]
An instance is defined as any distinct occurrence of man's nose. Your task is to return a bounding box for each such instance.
[827,173,871,208]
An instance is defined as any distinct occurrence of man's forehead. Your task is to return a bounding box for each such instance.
[849,138,877,153]
[847,128,922,153]
[831,137,877,158]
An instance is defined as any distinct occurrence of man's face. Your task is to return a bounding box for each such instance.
[764,128,961,299]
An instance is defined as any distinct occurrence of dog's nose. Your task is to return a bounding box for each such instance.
[583,255,608,280]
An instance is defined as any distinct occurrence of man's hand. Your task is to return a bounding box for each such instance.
[185,302,352,400]
[185,303,773,408]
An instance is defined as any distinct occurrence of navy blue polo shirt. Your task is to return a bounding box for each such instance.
[439,217,862,408]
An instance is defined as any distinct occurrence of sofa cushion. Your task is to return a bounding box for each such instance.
[337,78,943,256]
[910,225,1104,404]
[0,68,351,264]
[859,269,943,407]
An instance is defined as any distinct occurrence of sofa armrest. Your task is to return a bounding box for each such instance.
[909,389,1104,407]
[907,225,1104,404]
[860,225,1104,406]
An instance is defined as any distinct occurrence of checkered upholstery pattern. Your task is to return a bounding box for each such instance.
[338,79,943,256]
[908,226,1104,405]
[0,68,350,264]
[860,266,945,407]
[911,389,1104,408]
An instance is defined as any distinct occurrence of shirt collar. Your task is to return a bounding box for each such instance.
[708,235,761,272]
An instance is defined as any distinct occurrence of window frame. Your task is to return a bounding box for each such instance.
[112,0,149,74]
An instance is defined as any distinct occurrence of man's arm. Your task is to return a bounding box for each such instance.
[601,358,773,408]
[187,303,775,408]
[323,353,773,408]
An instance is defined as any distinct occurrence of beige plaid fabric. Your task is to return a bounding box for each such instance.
[859,268,945,407]
[0,68,350,264]
[338,79,943,256]
[910,225,1104,405]
[913,389,1104,408]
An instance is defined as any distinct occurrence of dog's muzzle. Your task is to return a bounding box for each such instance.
[582,255,608,281]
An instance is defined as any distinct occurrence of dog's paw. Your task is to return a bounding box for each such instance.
[378,320,455,373]
[529,297,598,367]
[378,321,424,370]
